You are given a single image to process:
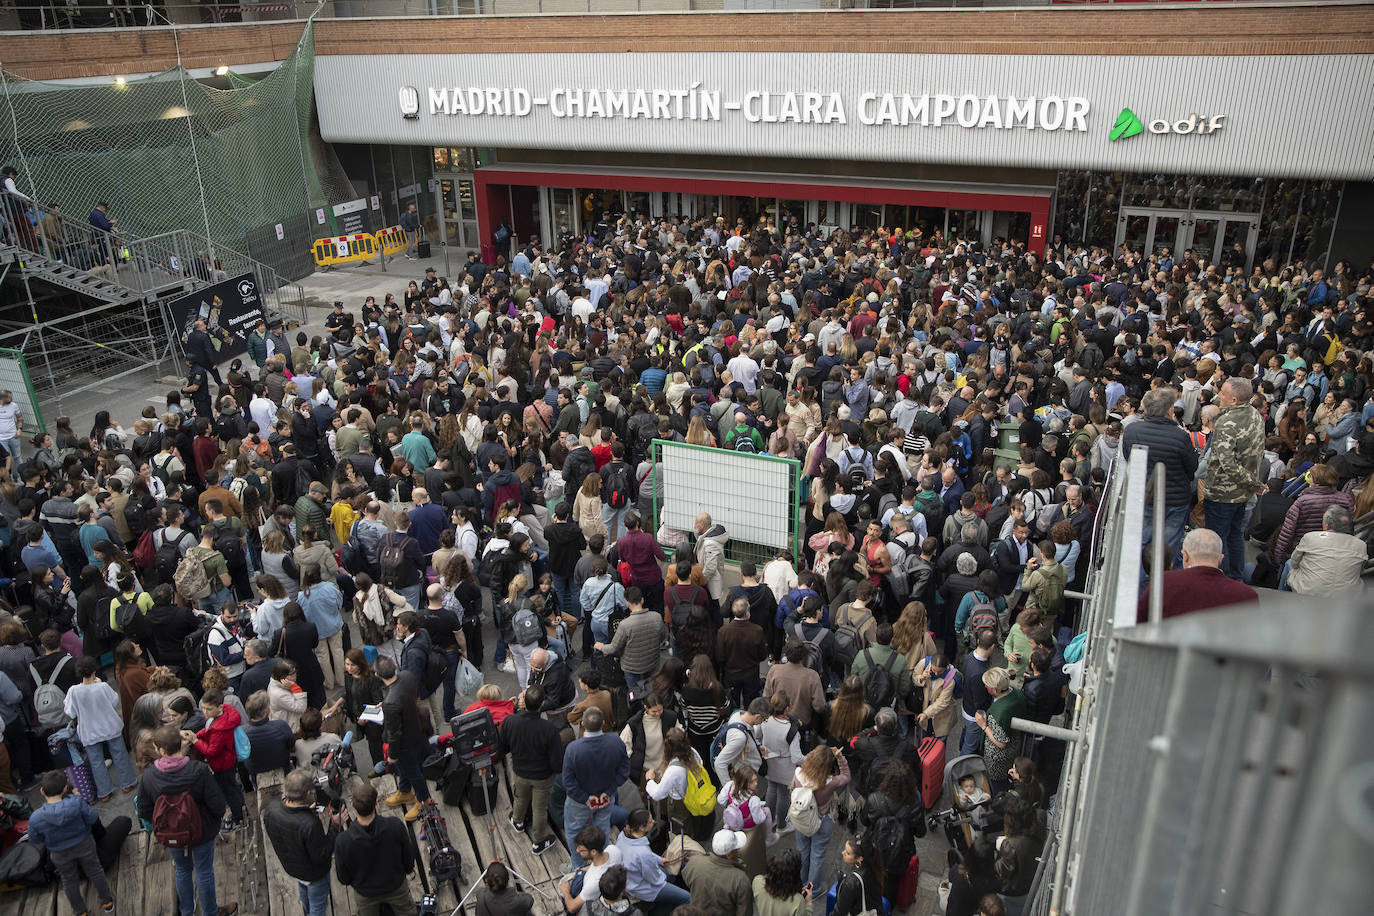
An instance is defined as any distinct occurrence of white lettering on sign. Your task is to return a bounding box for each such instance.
[420,85,1091,132]
[1148,114,1226,135]
[853,94,1088,131]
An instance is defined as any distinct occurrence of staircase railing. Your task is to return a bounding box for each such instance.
[0,187,308,331]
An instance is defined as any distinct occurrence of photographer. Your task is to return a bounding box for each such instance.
[334,782,415,916]
[262,769,341,916]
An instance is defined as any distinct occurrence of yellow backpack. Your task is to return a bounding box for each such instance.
[682,763,716,817]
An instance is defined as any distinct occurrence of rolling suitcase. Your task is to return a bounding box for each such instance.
[917,729,946,809]
[416,240,431,259]
[896,852,921,909]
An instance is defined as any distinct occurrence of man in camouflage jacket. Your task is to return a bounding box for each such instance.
[1202,378,1266,580]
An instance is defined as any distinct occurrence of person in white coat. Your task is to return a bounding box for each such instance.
[693,513,728,608]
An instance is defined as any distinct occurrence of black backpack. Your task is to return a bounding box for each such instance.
[791,622,827,679]
[212,520,246,570]
[419,645,447,696]
[871,803,918,879]
[604,463,631,509]
[154,529,192,585]
[379,533,409,588]
[832,605,872,672]
[123,499,148,537]
[109,592,141,635]
[861,648,900,709]
[669,588,707,633]
[0,835,56,887]
[844,448,869,486]
[182,619,216,683]
[85,596,117,643]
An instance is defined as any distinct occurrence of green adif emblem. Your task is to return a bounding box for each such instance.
[1109,107,1145,141]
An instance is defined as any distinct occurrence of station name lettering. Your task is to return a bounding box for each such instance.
[422,86,1091,131]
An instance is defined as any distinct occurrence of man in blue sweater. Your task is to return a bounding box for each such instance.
[561,707,629,869]
[27,770,114,916]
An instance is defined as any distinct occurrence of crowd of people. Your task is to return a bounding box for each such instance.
[0,206,1370,916]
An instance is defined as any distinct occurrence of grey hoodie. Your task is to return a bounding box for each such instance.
[1092,434,1120,472]
[865,354,896,383]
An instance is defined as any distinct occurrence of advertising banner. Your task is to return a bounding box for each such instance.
[167,273,266,361]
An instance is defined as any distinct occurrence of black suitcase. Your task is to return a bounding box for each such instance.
[416,240,431,259]
[465,766,500,816]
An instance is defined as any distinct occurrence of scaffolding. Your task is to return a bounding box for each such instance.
[0,187,308,411]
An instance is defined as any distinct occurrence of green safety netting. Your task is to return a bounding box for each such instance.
[0,18,329,281]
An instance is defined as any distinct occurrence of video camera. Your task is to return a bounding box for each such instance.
[311,730,356,814]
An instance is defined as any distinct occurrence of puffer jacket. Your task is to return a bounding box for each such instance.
[1272,486,1354,564]
[192,703,242,774]
[1119,415,1198,505]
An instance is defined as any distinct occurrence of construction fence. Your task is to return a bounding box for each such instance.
[0,19,328,282]
[649,438,802,568]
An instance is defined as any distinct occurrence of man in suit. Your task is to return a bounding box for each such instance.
[993,519,1033,599]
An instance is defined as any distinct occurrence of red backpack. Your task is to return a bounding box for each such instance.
[152,790,203,848]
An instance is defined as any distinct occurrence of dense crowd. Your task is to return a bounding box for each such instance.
[0,208,1371,916]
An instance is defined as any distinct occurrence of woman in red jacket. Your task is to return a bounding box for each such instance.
[188,687,246,831]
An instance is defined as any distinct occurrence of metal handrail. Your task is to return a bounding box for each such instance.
[0,187,198,299]
[0,187,305,332]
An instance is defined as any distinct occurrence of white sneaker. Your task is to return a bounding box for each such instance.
[499,659,516,674]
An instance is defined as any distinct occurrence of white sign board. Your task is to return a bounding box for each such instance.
[315,52,1374,179]
[659,441,794,550]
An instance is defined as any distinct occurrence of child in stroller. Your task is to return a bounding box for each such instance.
[927,754,996,858]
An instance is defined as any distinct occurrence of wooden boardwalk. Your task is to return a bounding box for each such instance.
[0,761,572,916]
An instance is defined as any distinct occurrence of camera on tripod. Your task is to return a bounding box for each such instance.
[311,730,357,814]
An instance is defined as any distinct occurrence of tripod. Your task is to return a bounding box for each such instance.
[451,749,554,916]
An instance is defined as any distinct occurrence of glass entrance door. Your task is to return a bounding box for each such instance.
[1117,207,1186,259]
[1117,207,1259,271]
[1184,211,1260,272]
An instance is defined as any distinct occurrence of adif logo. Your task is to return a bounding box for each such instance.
[238,278,255,298]
[1110,106,1225,140]
[399,86,420,119]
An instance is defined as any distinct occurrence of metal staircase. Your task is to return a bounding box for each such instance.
[0,188,308,405]
[0,244,147,306]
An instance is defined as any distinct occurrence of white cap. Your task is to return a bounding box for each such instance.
[712,829,747,856]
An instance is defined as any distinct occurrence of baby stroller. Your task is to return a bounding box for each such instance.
[926,754,996,858]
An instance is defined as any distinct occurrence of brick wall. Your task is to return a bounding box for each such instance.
[1,7,1371,80]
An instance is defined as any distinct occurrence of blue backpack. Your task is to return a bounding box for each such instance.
[709,719,755,769]
[233,725,251,763]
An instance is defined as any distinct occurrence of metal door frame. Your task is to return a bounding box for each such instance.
[1116,206,1260,272]
[1186,210,1260,273]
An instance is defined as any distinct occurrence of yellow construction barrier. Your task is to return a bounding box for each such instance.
[311,232,379,269]
[374,225,411,259]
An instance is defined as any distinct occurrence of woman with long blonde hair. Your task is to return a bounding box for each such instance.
[502,572,538,687]
[685,415,715,447]
[891,600,939,665]
[572,472,607,541]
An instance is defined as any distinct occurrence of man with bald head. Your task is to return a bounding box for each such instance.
[406,487,446,555]
[1137,528,1258,622]
[1203,378,1266,580]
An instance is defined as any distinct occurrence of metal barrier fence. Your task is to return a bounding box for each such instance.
[1018,447,1374,914]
